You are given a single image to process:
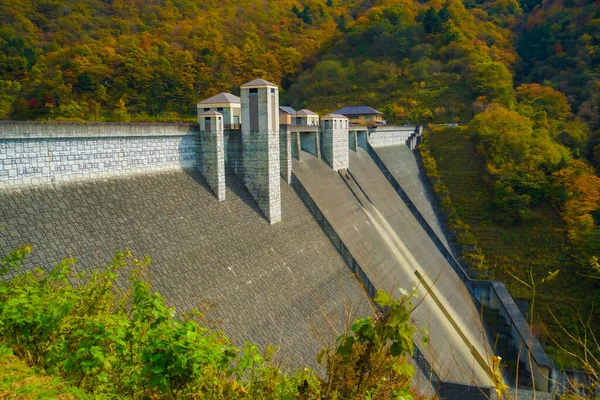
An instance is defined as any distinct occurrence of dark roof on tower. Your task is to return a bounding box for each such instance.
[241,78,277,87]
[197,92,240,105]
[279,106,296,114]
[333,106,383,116]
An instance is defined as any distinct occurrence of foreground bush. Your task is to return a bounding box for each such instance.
[0,246,422,399]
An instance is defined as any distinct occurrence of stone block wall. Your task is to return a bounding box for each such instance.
[241,86,281,224]
[321,122,349,171]
[199,117,225,201]
[279,125,291,183]
[0,122,199,189]
[368,126,416,147]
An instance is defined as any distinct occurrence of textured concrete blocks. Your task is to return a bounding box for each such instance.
[0,123,200,189]
[279,125,292,183]
[320,114,349,171]
[367,126,417,148]
[240,79,281,224]
[199,110,226,201]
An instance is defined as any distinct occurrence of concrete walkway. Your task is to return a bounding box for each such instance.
[293,150,495,388]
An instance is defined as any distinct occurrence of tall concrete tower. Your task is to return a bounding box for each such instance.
[320,114,349,171]
[198,110,225,201]
[240,78,281,224]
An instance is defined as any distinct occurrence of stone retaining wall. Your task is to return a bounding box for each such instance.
[0,122,199,188]
[368,126,416,147]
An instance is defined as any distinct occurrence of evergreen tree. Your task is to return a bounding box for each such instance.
[301,5,313,24]
[423,7,442,34]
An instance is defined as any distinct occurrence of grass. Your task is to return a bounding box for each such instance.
[426,127,598,369]
[0,347,90,400]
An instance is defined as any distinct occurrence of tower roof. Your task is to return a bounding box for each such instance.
[322,113,348,119]
[296,109,318,116]
[241,78,278,88]
[197,92,240,106]
[333,106,383,115]
[198,110,223,116]
[279,106,296,114]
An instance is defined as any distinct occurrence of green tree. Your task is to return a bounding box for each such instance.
[423,7,442,34]
[112,98,131,122]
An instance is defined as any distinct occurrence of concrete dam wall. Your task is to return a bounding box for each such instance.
[0,90,565,398]
[370,143,451,251]
[0,165,371,369]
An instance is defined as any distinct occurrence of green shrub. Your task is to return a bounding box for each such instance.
[0,246,424,399]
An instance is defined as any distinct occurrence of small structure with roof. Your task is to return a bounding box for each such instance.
[197,92,241,128]
[294,109,319,126]
[334,106,384,126]
[279,106,296,125]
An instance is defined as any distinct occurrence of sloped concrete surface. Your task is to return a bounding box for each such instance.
[0,169,371,369]
[292,150,495,388]
[372,144,450,249]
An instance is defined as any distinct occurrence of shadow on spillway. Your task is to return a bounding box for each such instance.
[292,149,496,388]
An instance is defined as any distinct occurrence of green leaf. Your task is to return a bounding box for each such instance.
[374,290,393,307]
[541,269,559,284]
[316,349,326,365]
[336,336,354,356]
[390,342,403,357]
[393,363,414,378]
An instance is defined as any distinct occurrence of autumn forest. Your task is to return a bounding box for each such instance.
[1,0,599,370]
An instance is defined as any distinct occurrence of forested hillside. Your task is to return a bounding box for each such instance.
[287,0,520,122]
[1,0,599,370]
[516,0,600,167]
[0,0,363,121]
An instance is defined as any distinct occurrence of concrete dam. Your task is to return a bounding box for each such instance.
[0,80,560,399]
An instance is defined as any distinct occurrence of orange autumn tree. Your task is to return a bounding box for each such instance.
[553,159,600,243]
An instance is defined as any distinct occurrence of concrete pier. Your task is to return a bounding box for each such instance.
[198,110,226,201]
[240,78,282,224]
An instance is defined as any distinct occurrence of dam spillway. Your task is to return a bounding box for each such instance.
[292,149,495,389]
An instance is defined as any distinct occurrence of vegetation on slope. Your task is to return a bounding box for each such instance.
[515,0,600,165]
[0,346,91,400]
[286,0,520,123]
[423,124,599,368]
[0,0,366,121]
[0,245,424,399]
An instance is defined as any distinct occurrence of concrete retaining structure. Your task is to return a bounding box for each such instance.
[0,167,372,371]
[320,114,349,171]
[368,125,417,147]
[198,111,225,201]
[279,125,292,183]
[292,150,496,391]
[0,122,199,189]
[370,144,450,250]
[224,130,243,176]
